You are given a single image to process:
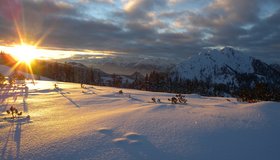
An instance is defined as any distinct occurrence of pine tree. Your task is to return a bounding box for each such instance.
[0,73,5,85]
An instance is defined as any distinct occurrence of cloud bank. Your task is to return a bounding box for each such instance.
[0,0,279,63]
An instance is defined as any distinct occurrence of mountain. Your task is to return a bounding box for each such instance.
[67,61,140,85]
[67,61,88,68]
[171,47,280,86]
[65,56,179,75]
[270,63,280,72]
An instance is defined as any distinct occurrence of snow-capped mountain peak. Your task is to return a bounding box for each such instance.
[171,47,278,85]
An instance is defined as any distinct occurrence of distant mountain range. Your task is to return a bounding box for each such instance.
[67,47,280,91]
[1,47,280,100]
[171,47,280,87]
[65,56,179,75]
[66,61,143,85]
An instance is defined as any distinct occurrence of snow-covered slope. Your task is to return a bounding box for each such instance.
[1,80,280,160]
[270,63,280,72]
[171,47,279,85]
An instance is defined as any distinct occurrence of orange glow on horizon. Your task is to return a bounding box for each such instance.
[10,43,39,64]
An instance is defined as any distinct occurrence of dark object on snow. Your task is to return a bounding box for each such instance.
[152,97,156,103]
[237,97,259,103]
[152,97,161,103]
[6,106,23,119]
[169,94,187,104]
[157,99,161,103]
[178,98,187,103]
[168,97,178,104]
[119,90,123,94]
[176,94,187,103]
[7,106,17,118]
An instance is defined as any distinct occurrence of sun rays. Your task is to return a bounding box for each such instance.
[2,1,54,84]
[4,42,41,84]
[10,43,39,64]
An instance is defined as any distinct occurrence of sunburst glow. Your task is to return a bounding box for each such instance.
[10,43,39,64]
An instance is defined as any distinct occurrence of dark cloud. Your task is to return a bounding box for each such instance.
[238,9,280,57]
[0,0,79,44]
[185,0,280,62]
[123,0,167,19]
[0,0,279,63]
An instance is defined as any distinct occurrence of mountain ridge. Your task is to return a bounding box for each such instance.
[171,47,280,86]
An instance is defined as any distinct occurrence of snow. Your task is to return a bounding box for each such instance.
[1,80,280,160]
[172,47,255,85]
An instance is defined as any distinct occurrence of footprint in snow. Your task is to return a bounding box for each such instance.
[113,132,143,145]
[113,138,128,144]
[124,132,143,140]
[97,128,113,135]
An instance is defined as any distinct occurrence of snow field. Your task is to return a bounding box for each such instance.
[0,80,280,160]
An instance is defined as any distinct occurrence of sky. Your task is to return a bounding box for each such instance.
[0,0,279,63]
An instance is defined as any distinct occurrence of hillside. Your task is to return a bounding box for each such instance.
[1,79,280,160]
[171,47,280,86]
[0,65,50,80]
[270,63,280,72]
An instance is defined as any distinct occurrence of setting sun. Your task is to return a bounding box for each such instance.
[10,43,39,64]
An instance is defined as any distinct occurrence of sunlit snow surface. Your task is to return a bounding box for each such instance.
[0,80,280,160]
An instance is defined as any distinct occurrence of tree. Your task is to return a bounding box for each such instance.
[0,73,5,85]
[17,73,26,80]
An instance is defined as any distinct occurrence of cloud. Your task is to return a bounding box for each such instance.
[185,0,280,57]
[0,0,279,63]
[0,0,80,44]
[79,0,114,4]
[121,0,168,21]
